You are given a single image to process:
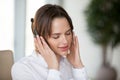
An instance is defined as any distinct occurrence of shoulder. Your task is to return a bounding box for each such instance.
[11,56,34,80]
[11,53,44,80]
[11,52,47,74]
[11,56,34,75]
[12,54,34,67]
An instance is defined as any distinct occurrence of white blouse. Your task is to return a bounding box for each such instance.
[11,51,88,80]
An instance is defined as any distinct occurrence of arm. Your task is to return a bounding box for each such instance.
[72,67,88,80]
[67,34,88,80]
[34,35,59,70]
[34,36,62,80]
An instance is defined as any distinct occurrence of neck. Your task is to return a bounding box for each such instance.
[55,54,61,63]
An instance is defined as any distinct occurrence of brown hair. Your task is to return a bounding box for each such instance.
[31,4,73,40]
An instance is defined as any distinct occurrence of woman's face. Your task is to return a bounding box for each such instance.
[47,17,73,57]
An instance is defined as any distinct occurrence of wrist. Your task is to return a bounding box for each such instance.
[48,67,59,70]
[73,63,84,69]
[48,64,59,70]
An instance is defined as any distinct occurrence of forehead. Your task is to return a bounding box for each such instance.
[51,17,70,33]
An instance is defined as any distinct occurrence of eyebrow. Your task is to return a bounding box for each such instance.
[51,28,71,35]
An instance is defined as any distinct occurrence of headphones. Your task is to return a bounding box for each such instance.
[31,18,38,37]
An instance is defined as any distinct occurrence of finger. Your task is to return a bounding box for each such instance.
[70,32,75,47]
[40,36,53,53]
[75,36,79,48]
[70,32,74,49]
[34,38,41,51]
[35,35,45,53]
[36,35,43,48]
[34,38,39,51]
[73,32,76,45]
[75,36,80,53]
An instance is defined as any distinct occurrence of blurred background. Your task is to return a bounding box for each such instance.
[0,0,120,80]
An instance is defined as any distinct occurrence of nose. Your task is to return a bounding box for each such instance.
[61,36,68,45]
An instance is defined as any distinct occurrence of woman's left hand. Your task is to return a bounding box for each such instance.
[67,34,84,68]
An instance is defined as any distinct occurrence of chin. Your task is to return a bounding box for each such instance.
[60,51,68,56]
[55,49,69,57]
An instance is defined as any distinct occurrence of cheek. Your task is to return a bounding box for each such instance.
[47,39,58,50]
[47,35,72,49]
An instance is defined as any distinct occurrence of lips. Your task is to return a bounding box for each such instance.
[59,46,69,51]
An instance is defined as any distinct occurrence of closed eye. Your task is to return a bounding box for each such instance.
[66,31,71,35]
[65,29,72,35]
[52,35,60,39]
[51,28,72,39]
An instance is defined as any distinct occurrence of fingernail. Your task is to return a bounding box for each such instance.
[36,35,39,38]
[40,36,43,40]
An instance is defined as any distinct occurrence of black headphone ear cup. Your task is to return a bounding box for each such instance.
[31,18,34,23]
[31,18,34,34]
[31,18,38,37]
[33,29,38,37]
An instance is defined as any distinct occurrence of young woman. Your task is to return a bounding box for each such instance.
[11,4,88,80]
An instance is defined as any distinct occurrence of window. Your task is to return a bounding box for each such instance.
[0,0,14,51]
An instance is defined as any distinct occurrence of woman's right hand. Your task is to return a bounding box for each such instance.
[34,35,59,70]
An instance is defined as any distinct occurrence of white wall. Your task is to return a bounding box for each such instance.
[62,0,120,79]
[0,0,14,51]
